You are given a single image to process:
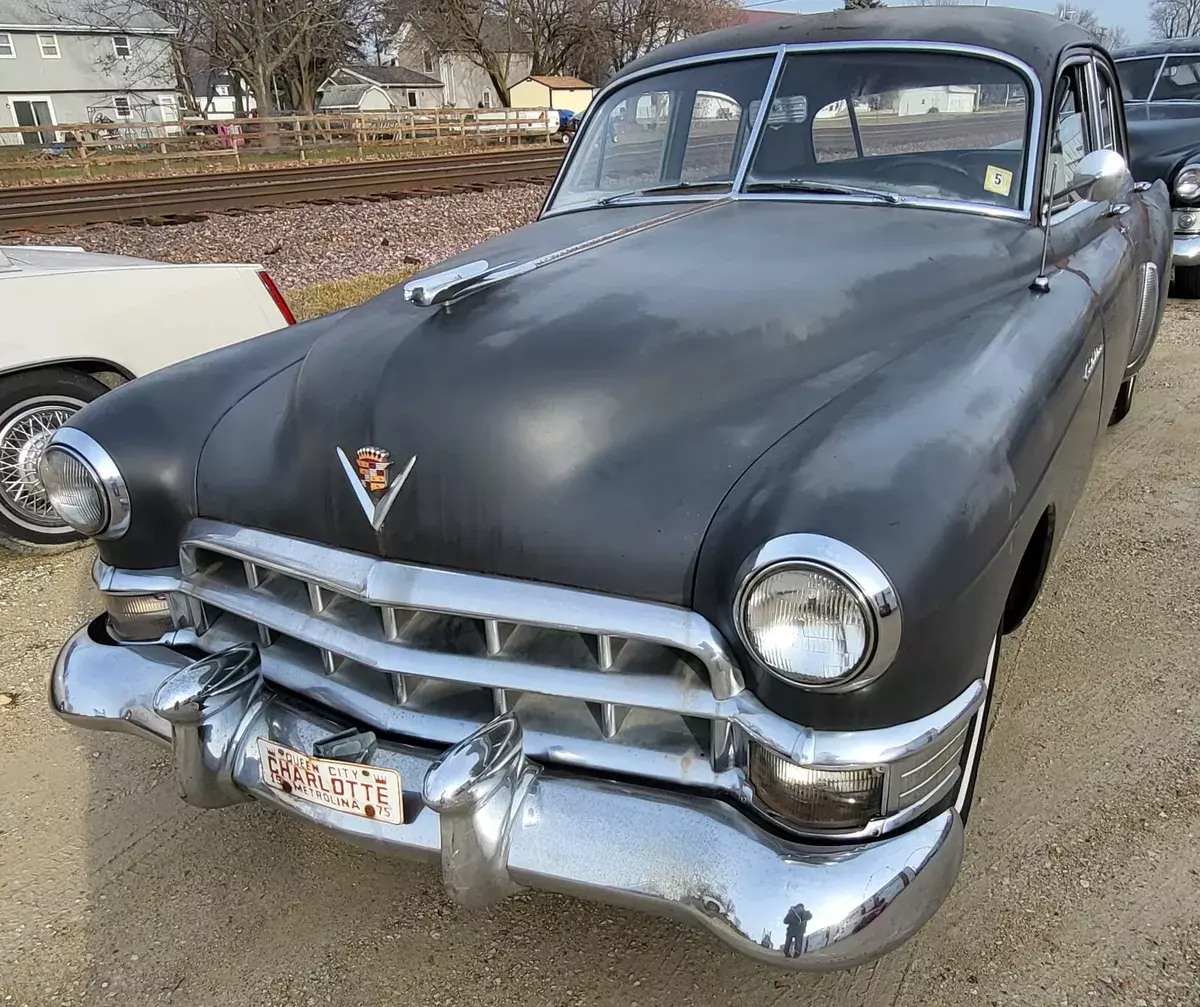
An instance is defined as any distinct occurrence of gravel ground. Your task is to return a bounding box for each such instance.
[2,295,1200,1004]
[14,184,548,291]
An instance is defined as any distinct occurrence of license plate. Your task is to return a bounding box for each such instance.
[256,738,404,825]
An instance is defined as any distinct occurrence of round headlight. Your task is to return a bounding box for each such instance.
[739,564,873,686]
[1176,164,1200,202]
[39,445,108,535]
[734,535,901,691]
[37,429,130,539]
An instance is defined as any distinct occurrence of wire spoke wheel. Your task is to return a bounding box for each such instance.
[0,396,85,532]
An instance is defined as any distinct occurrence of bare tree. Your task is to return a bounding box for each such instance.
[1150,0,1200,38]
[1055,3,1129,51]
[843,0,886,8]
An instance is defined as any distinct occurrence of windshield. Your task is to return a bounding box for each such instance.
[549,50,1031,213]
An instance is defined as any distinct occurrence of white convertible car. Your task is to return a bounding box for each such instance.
[0,244,294,552]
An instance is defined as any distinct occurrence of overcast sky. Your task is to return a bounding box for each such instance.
[753,1,1152,44]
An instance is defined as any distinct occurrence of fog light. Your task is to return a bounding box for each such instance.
[749,744,883,832]
[104,593,174,642]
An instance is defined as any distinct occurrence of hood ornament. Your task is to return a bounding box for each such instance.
[337,446,416,532]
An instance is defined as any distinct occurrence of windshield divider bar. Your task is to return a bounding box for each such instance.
[731,45,788,195]
[847,90,865,159]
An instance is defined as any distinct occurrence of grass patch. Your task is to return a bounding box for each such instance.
[288,269,415,322]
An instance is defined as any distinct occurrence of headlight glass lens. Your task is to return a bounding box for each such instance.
[39,446,108,535]
[1176,165,1200,201]
[741,565,871,686]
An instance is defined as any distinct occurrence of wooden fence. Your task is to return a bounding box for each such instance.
[0,108,564,182]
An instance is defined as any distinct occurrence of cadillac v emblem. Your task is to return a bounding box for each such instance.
[336,446,416,532]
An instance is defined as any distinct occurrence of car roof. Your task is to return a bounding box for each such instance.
[614,7,1096,89]
[1114,38,1200,60]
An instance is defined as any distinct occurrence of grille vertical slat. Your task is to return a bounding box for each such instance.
[308,582,329,614]
[243,561,262,589]
[485,619,515,656]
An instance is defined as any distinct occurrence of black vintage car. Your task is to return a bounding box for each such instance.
[46,8,1170,972]
[1115,39,1200,295]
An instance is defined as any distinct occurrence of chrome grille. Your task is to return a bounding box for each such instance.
[177,521,744,791]
[1130,262,1160,370]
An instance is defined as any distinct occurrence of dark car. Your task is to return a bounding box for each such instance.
[1115,39,1200,295]
[45,8,1169,972]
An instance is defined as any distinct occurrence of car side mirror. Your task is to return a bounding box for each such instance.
[1055,149,1131,204]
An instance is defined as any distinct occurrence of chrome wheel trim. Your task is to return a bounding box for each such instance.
[0,395,86,533]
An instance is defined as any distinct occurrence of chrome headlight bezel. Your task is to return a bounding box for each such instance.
[732,534,901,692]
[38,428,131,539]
[1175,163,1200,203]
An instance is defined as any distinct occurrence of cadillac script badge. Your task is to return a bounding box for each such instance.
[336,446,417,532]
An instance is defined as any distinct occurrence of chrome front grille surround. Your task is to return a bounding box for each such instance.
[95,519,986,840]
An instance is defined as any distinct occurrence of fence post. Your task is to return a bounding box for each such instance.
[295,116,305,162]
[78,134,93,178]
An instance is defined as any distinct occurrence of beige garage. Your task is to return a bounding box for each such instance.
[508,75,595,113]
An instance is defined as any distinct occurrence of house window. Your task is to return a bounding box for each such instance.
[481,89,492,108]
[38,34,60,58]
[423,50,435,73]
[114,96,131,118]
[214,84,231,97]
[158,95,178,122]
[0,33,14,58]
[407,91,418,108]
[112,35,131,58]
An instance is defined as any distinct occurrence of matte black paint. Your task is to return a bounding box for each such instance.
[72,17,1172,732]
[1125,103,1200,193]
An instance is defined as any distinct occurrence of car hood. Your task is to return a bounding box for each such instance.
[195,199,1030,605]
[1125,103,1200,185]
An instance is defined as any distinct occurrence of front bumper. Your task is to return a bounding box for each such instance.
[1174,232,1200,267]
[51,620,965,972]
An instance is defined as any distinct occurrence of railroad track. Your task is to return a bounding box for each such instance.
[0,147,565,232]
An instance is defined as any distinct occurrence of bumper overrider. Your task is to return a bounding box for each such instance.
[52,619,967,971]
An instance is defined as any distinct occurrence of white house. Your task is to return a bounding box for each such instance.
[0,0,179,144]
[387,17,531,109]
[318,64,444,111]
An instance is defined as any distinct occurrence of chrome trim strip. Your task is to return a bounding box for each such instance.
[42,427,132,540]
[543,39,1043,222]
[50,622,966,973]
[732,533,901,693]
[736,192,1029,221]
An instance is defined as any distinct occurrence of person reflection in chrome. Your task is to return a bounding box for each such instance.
[783,902,813,959]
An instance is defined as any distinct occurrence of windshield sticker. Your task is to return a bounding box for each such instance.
[984,165,1013,197]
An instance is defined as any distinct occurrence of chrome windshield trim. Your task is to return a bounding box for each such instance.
[543,39,1043,220]
[737,192,1029,221]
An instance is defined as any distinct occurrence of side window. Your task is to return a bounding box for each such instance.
[1115,57,1163,101]
[1047,67,1091,212]
[1095,64,1124,155]
[681,91,744,183]
[1154,56,1200,101]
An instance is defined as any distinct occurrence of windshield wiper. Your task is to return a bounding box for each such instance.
[595,181,721,206]
[745,178,904,204]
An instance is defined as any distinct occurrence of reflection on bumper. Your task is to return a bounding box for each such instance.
[50,620,965,972]
[1173,233,1200,267]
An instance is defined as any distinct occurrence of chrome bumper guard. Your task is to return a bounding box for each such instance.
[52,622,964,972]
[1173,232,1200,267]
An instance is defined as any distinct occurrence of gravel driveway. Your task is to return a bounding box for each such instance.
[1,212,1199,1005]
[12,184,548,291]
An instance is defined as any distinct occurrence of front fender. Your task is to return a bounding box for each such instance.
[693,271,1103,732]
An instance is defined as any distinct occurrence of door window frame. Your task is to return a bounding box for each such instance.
[1090,55,1129,158]
[7,95,58,144]
[1045,52,1110,224]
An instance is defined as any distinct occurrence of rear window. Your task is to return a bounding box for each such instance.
[1116,57,1163,101]
[1153,55,1200,101]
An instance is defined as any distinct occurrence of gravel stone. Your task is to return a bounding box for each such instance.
[13,183,548,291]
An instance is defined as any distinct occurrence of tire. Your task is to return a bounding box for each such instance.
[1109,374,1137,426]
[952,632,1000,827]
[1173,264,1200,299]
[0,369,109,554]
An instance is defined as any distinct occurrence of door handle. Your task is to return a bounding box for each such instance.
[1107,202,1131,217]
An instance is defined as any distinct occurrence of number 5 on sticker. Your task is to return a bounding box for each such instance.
[985,165,1013,197]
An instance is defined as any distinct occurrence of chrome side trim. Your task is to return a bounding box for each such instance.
[732,533,902,693]
[543,39,1043,222]
[50,623,966,972]
[1127,261,1162,376]
[42,427,131,539]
